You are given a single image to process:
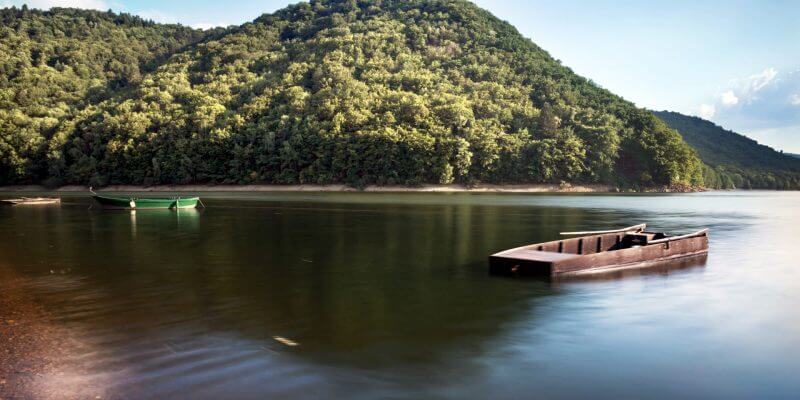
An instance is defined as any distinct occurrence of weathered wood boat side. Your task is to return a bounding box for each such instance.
[489,224,709,277]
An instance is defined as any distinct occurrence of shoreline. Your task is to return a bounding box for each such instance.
[0,266,108,399]
[0,183,680,193]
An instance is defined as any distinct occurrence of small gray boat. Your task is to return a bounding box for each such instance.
[1,197,61,206]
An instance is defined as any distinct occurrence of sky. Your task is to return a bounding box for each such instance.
[3,0,799,152]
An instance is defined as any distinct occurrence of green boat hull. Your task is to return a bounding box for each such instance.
[93,195,199,209]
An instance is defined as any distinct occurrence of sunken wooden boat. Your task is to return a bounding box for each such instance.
[1,197,61,206]
[90,188,200,210]
[489,224,709,277]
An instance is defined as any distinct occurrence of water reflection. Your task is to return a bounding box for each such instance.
[554,253,708,283]
[0,192,798,399]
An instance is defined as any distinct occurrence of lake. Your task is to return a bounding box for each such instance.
[1,191,798,399]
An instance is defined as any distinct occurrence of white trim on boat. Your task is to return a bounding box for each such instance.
[560,223,646,236]
[648,229,709,245]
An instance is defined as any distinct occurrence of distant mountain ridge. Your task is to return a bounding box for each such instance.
[654,111,800,189]
[0,2,703,189]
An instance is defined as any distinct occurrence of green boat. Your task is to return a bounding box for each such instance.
[90,189,201,210]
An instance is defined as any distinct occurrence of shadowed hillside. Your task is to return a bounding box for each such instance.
[655,111,800,189]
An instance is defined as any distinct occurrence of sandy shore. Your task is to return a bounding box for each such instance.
[0,266,110,399]
[0,183,614,193]
[0,267,47,398]
[0,270,60,399]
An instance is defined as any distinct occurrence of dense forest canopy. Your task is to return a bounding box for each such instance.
[2,1,706,188]
[0,5,208,185]
[654,111,800,190]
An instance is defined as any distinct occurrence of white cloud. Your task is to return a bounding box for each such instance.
[701,67,784,119]
[722,67,779,105]
[720,90,739,106]
[2,0,115,10]
[191,22,229,30]
[136,9,177,24]
[709,67,800,153]
[698,104,716,119]
[747,67,779,92]
[132,9,228,28]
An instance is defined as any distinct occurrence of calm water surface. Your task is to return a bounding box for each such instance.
[0,191,799,399]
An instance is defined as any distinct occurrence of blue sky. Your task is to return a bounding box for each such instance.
[4,0,799,152]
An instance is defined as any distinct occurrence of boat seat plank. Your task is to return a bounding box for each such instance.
[493,249,579,263]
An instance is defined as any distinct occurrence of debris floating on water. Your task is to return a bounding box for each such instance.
[273,336,299,347]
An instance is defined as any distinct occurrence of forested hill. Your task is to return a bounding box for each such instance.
[0,6,209,185]
[654,111,800,189]
[1,1,704,188]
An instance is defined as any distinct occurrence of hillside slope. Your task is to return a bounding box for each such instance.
[1,1,703,188]
[655,111,800,189]
[0,6,209,184]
